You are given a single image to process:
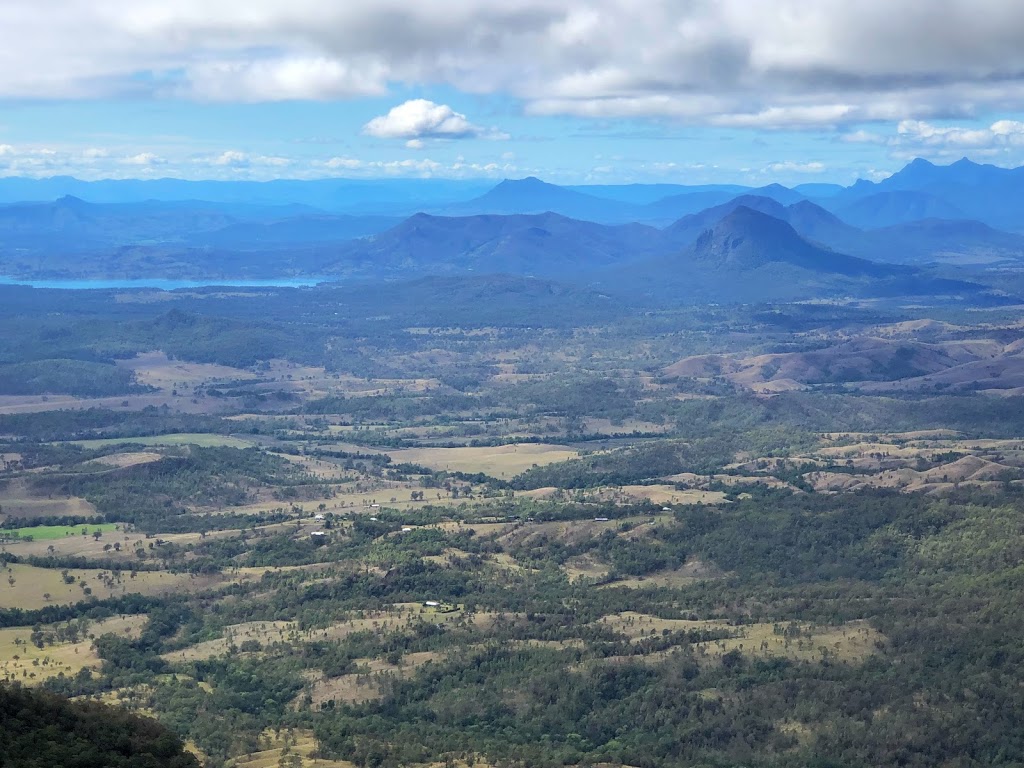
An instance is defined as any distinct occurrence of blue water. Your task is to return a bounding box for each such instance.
[0,277,332,290]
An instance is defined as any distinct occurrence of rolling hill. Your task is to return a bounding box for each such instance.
[608,207,982,303]
[331,211,664,278]
[438,177,641,223]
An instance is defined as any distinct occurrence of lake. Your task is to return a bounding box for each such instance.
[0,277,332,290]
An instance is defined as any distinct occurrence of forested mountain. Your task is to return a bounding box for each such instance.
[2,158,1024,299]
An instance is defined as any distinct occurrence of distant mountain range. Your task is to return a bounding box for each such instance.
[0,157,1022,304]
[602,207,977,303]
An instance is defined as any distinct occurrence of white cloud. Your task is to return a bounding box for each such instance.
[179,56,388,101]
[212,150,250,167]
[323,156,363,170]
[363,99,505,141]
[865,168,894,182]
[712,106,856,129]
[316,154,516,178]
[204,150,290,168]
[895,119,1024,149]
[121,152,166,165]
[840,130,886,144]
[766,161,826,174]
[2,1,1024,127]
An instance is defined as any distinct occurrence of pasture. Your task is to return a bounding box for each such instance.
[0,563,215,610]
[596,612,884,665]
[385,443,579,477]
[163,603,473,664]
[69,433,254,449]
[228,729,357,768]
[1,522,118,542]
[0,478,98,520]
[0,614,146,685]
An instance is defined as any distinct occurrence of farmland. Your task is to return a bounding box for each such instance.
[2,285,1024,768]
[1,523,119,541]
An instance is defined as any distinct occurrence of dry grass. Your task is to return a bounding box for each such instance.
[70,433,253,449]
[809,455,1019,494]
[663,472,793,490]
[595,613,884,666]
[0,614,147,685]
[0,478,98,520]
[0,495,98,520]
[0,527,242,560]
[520,485,728,506]
[581,418,670,434]
[427,521,516,537]
[0,392,236,416]
[0,564,217,610]
[299,651,442,709]
[604,558,723,589]
[385,443,578,478]
[87,451,164,468]
[121,351,256,390]
[690,620,884,665]
[227,729,357,768]
[562,555,611,582]
[163,621,296,662]
[165,604,472,663]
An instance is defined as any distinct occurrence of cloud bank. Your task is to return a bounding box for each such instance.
[3,1,1024,127]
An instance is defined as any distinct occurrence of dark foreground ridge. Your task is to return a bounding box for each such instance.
[0,683,199,768]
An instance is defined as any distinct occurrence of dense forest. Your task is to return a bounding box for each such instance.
[0,683,199,767]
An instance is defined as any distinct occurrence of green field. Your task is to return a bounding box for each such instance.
[1,523,119,541]
[68,433,253,449]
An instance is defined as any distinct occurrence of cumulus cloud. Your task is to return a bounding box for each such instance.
[317,154,517,178]
[840,130,886,144]
[766,161,826,174]
[121,152,166,165]
[896,119,1024,148]
[2,1,1024,127]
[208,150,291,168]
[363,99,505,141]
[0,146,70,175]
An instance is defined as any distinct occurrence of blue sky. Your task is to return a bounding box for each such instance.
[3,1,1024,186]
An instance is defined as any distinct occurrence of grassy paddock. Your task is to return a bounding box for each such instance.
[386,443,579,477]
[69,433,253,449]
[0,563,216,610]
[1,523,119,542]
[0,614,147,685]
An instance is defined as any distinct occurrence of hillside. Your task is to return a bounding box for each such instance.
[439,177,643,222]
[0,684,199,768]
[610,207,986,303]
[333,211,663,278]
[834,190,967,228]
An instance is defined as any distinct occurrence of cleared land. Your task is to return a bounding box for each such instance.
[0,614,147,685]
[386,443,579,477]
[0,563,216,610]
[596,612,884,665]
[227,729,357,768]
[163,604,474,663]
[1,523,119,542]
[69,433,254,449]
[0,478,98,520]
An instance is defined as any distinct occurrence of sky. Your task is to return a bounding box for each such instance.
[3,0,1024,186]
